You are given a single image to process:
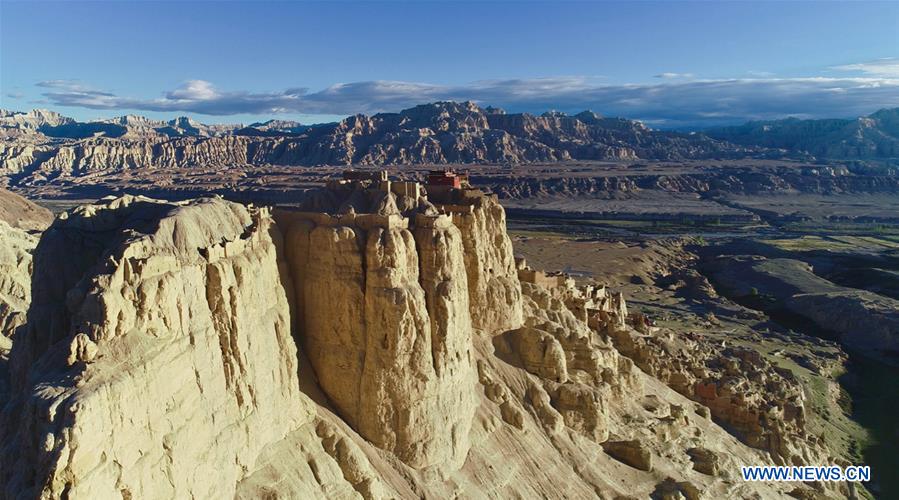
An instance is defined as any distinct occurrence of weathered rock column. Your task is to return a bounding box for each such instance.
[451,196,524,333]
[281,210,476,469]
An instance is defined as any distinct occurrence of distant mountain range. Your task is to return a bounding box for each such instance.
[1,103,897,182]
[704,108,899,159]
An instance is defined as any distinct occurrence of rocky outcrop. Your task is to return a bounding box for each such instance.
[278,209,477,469]
[0,221,36,350]
[602,439,653,471]
[1,196,307,499]
[0,102,761,182]
[275,181,526,469]
[449,195,524,333]
[0,189,51,395]
[605,324,824,466]
[687,446,721,476]
[0,184,824,499]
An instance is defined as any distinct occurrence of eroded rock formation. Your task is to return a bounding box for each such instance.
[0,179,825,499]
[0,102,759,183]
[2,196,306,499]
[278,211,478,469]
[0,221,36,351]
[0,189,52,396]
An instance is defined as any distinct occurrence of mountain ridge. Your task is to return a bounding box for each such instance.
[705,108,899,159]
[0,102,760,181]
[1,103,897,182]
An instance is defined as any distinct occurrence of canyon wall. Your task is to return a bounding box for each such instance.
[0,189,52,398]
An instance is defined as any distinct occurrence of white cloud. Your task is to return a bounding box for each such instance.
[654,72,695,79]
[831,58,899,78]
[34,74,899,128]
[166,80,220,100]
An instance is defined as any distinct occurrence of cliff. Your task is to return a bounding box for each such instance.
[2,196,306,499]
[0,221,36,352]
[0,181,819,498]
[0,190,52,394]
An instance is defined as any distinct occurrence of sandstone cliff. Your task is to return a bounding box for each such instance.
[2,196,306,499]
[278,210,478,470]
[0,190,52,397]
[0,222,36,351]
[0,184,815,499]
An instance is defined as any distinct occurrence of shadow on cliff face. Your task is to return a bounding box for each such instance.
[266,219,337,412]
[837,354,899,499]
[490,330,527,371]
[11,200,173,384]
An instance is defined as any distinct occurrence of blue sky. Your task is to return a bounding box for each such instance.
[1,0,898,128]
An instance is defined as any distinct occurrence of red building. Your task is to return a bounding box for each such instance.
[427,169,467,188]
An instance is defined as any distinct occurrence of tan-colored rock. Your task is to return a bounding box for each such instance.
[653,478,703,500]
[602,439,653,471]
[0,189,50,347]
[279,208,477,470]
[0,188,53,232]
[509,326,569,382]
[606,323,823,467]
[0,187,820,500]
[687,447,720,476]
[1,196,307,499]
[451,195,524,333]
[0,220,36,348]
